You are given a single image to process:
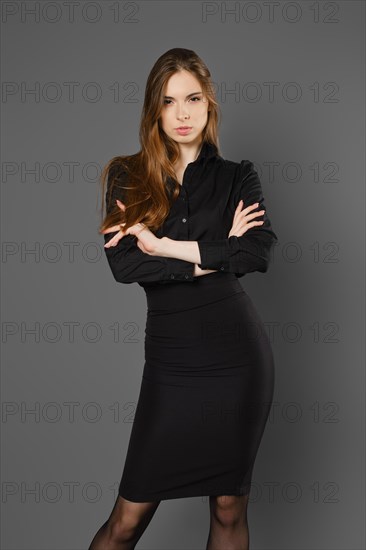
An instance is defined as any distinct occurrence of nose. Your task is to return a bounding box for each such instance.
[176,103,190,120]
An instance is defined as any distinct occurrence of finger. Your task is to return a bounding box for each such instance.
[100,222,127,235]
[128,222,148,237]
[245,220,265,231]
[242,202,260,215]
[104,233,124,247]
[235,199,243,211]
[116,199,126,211]
[234,201,261,220]
[236,207,265,223]
[232,200,243,222]
[104,238,117,248]
[233,220,264,237]
[245,209,265,222]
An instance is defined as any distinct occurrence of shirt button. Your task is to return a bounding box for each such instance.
[184,274,189,279]
[220,266,225,271]
[182,218,187,223]
[170,274,175,279]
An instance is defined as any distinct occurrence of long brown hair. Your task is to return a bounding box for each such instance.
[98,48,221,234]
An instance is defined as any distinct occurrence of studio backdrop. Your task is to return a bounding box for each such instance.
[1,1,365,549]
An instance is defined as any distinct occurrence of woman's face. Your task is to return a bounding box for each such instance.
[159,69,209,146]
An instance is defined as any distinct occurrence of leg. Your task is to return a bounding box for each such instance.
[206,494,250,550]
[88,494,161,550]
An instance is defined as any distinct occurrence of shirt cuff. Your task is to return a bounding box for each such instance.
[197,236,241,271]
[161,258,196,283]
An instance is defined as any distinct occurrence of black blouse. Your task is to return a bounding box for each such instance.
[103,141,278,287]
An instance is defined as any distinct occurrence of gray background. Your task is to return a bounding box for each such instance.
[1,0,365,549]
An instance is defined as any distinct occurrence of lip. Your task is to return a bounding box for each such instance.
[175,127,192,135]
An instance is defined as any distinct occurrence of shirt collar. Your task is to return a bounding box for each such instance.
[165,140,219,191]
[195,140,219,164]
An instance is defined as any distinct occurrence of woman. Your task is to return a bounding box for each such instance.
[89,48,278,550]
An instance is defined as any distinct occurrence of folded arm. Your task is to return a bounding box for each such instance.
[103,166,197,284]
[157,161,278,277]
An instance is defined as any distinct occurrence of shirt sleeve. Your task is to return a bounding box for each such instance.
[103,166,196,285]
[197,160,278,278]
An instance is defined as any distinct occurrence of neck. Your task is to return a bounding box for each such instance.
[175,138,203,168]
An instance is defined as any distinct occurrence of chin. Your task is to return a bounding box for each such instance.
[172,132,202,142]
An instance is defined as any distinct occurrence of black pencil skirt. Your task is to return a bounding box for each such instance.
[118,271,275,502]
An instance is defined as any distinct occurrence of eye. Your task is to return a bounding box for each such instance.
[163,96,202,106]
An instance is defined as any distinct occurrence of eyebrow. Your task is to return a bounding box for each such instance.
[163,92,203,99]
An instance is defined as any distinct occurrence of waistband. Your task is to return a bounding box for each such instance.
[143,271,245,314]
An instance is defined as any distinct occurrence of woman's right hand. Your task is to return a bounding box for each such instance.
[228,200,265,238]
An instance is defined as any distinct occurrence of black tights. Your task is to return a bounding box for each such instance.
[88,493,250,550]
[206,494,250,549]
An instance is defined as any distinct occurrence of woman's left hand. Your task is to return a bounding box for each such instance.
[102,200,162,255]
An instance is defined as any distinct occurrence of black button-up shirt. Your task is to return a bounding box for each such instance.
[103,141,278,287]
